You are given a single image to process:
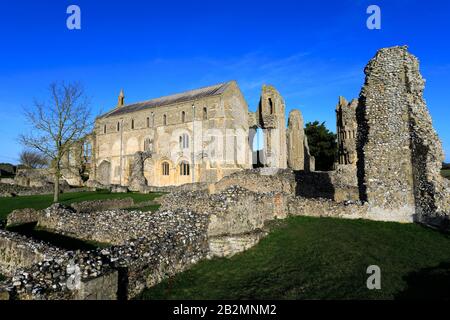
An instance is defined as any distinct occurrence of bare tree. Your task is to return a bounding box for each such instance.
[19,150,48,169]
[20,82,91,202]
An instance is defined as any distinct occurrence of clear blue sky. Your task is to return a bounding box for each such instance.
[0,0,449,163]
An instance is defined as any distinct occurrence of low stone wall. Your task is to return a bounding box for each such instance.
[0,178,15,185]
[295,169,359,202]
[37,204,157,245]
[0,183,53,197]
[0,183,86,197]
[6,209,41,227]
[0,229,64,277]
[210,168,296,195]
[14,168,56,188]
[208,231,267,258]
[161,186,287,257]
[1,207,209,300]
[70,198,135,213]
[146,182,208,193]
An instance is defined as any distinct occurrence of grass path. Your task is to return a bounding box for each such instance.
[139,216,450,300]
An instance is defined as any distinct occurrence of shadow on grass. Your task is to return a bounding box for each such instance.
[395,262,450,300]
[6,223,108,251]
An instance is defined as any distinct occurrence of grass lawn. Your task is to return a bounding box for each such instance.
[139,216,450,300]
[0,190,163,220]
[442,169,450,180]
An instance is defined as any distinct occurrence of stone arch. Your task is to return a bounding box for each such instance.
[249,126,265,168]
[97,160,111,185]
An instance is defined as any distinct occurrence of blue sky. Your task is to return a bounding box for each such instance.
[0,0,449,163]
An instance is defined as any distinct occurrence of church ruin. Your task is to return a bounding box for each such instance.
[87,81,314,190]
[1,46,449,301]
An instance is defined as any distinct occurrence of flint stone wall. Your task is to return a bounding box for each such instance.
[70,198,135,213]
[6,208,41,227]
[0,183,53,197]
[160,185,287,257]
[295,168,359,203]
[1,208,209,300]
[37,204,157,246]
[210,168,296,195]
[0,229,64,277]
[357,46,450,227]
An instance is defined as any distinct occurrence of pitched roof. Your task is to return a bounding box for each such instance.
[99,81,234,118]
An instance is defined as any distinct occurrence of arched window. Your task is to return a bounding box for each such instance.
[203,107,208,120]
[181,111,186,123]
[162,162,170,176]
[84,142,92,157]
[117,122,120,132]
[131,119,135,130]
[179,133,189,149]
[268,98,274,114]
[103,124,107,134]
[163,114,167,125]
[179,161,190,176]
[146,117,150,128]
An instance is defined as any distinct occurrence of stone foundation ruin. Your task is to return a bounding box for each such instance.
[1,46,449,300]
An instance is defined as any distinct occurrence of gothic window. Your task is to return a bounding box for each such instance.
[163,114,167,125]
[179,161,190,176]
[162,162,170,176]
[203,107,208,120]
[181,111,186,123]
[179,133,189,149]
[117,122,120,132]
[131,119,135,130]
[146,117,150,128]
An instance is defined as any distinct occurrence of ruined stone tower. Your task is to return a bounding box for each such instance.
[257,85,287,168]
[336,96,358,166]
[357,46,450,224]
[287,110,305,170]
[287,109,315,171]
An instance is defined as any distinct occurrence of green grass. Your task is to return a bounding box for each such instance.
[139,216,450,300]
[442,169,450,180]
[0,190,163,220]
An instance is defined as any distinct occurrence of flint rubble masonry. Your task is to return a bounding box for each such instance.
[356,46,450,225]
